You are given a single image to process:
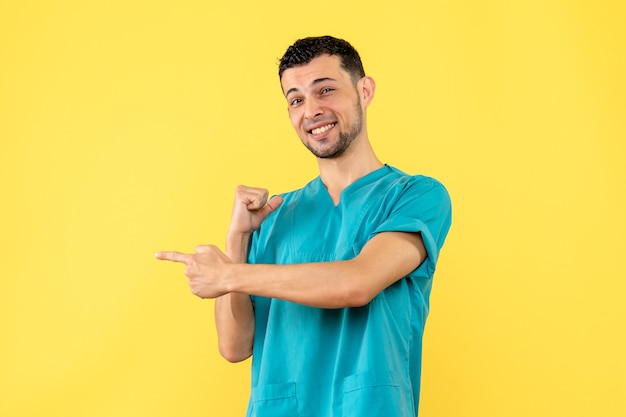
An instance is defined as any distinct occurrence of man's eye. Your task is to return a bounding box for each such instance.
[321,88,334,94]
[290,98,302,106]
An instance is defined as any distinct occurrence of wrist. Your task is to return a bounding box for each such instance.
[226,231,252,263]
[227,225,253,239]
[222,263,243,294]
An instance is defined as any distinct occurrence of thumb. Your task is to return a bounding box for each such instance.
[257,195,283,219]
[264,195,283,214]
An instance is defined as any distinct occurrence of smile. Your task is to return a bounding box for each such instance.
[309,123,336,135]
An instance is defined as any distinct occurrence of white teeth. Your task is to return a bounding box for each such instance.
[311,123,335,135]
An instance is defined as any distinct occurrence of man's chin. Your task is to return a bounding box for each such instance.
[306,145,347,159]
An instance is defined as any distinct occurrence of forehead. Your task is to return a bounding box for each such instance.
[280,54,350,95]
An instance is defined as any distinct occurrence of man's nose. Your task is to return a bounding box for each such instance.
[304,98,324,120]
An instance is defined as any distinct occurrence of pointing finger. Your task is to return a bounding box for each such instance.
[155,251,192,264]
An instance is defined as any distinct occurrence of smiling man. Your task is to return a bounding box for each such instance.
[283,54,366,160]
[157,36,452,417]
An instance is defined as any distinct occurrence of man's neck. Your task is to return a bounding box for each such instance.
[317,141,383,205]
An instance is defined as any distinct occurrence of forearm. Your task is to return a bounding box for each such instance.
[225,260,367,309]
[214,232,255,362]
[222,232,426,309]
[214,293,254,362]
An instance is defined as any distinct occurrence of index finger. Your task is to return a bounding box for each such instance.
[155,251,192,264]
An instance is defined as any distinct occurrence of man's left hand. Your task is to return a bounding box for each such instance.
[156,245,231,298]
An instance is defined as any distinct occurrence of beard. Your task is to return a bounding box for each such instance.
[304,97,364,159]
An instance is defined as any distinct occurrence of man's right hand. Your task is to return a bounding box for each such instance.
[227,185,283,236]
[217,185,282,362]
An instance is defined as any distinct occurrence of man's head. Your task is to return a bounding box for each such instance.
[278,37,375,160]
[278,36,366,85]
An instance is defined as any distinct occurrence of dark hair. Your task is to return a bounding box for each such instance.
[278,36,365,83]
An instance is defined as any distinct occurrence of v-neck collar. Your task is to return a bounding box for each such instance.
[315,165,392,207]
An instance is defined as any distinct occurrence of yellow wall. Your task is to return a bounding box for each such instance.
[1,1,624,416]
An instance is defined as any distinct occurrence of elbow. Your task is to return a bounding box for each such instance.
[221,352,251,363]
[335,260,381,308]
[218,342,252,363]
[342,286,375,308]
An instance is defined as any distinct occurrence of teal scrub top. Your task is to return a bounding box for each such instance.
[246,165,452,417]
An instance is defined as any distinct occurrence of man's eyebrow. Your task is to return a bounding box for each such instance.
[285,77,338,97]
[311,77,337,86]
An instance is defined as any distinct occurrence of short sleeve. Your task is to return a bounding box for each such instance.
[372,176,452,277]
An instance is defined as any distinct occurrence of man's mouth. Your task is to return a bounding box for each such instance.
[308,123,336,135]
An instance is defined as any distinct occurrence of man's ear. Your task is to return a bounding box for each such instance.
[358,76,376,107]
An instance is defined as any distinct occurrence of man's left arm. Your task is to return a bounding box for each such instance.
[156,231,425,309]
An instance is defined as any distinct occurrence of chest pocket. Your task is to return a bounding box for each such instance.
[248,382,299,417]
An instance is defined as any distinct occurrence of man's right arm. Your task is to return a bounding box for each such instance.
[214,232,255,362]
[214,186,283,363]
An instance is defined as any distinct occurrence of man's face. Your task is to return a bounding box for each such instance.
[280,55,364,159]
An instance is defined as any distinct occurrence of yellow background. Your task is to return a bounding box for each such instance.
[1,0,624,416]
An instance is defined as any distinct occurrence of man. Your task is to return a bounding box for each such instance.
[157,36,452,417]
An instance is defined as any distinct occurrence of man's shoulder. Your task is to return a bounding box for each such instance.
[378,165,447,193]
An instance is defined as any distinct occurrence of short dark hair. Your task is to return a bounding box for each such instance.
[278,36,366,83]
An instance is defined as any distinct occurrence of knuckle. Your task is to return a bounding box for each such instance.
[190,284,202,298]
[235,185,248,195]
